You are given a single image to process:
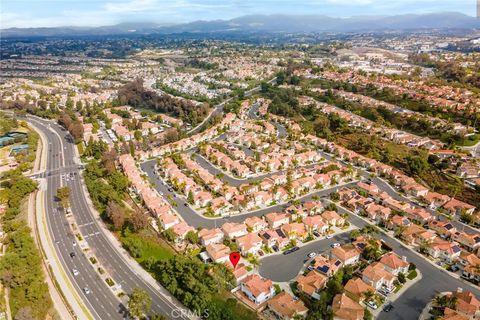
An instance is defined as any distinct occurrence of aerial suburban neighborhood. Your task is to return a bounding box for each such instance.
[0,2,479,320]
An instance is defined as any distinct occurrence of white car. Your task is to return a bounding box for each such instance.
[307,252,317,259]
[73,241,77,247]
[72,269,79,276]
[83,287,91,294]
[326,234,333,239]
[366,300,378,310]
[331,243,340,248]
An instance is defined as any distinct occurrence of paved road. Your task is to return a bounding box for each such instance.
[27,116,191,320]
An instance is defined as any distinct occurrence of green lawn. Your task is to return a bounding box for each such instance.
[121,229,174,263]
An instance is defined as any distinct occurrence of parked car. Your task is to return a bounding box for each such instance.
[330,243,340,248]
[326,234,333,239]
[366,300,378,310]
[383,304,394,312]
[258,250,264,256]
[308,252,317,258]
[313,231,320,237]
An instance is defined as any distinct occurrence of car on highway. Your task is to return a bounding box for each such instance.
[307,252,317,258]
[383,304,394,312]
[70,252,76,258]
[72,269,79,276]
[83,287,91,295]
[366,300,378,309]
[330,243,340,248]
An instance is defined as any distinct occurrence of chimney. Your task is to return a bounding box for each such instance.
[457,287,463,294]
[402,256,407,262]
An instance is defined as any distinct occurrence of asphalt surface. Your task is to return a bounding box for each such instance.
[27,116,190,320]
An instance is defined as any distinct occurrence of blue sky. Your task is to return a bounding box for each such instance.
[1,0,477,28]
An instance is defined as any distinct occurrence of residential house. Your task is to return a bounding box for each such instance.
[296,271,327,300]
[265,212,290,229]
[236,233,263,256]
[198,228,224,246]
[332,293,364,320]
[362,262,397,291]
[429,220,457,238]
[221,222,248,239]
[344,278,376,303]
[245,216,268,233]
[443,199,476,215]
[304,216,328,235]
[240,274,275,305]
[379,252,409,275]
[330,245,361,266]
[281,222,308,241]
[428,238,462,262]
[451,231,480,252]
[206,243,230,263]
[321,211,345,227]
[312,255,343,277]
[267,291,308,320]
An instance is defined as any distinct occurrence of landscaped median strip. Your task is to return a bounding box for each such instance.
[38,186,94,320]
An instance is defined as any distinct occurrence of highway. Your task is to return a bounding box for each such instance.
[27,116,191,320]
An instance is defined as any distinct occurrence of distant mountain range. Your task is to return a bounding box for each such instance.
[2,12,480,38]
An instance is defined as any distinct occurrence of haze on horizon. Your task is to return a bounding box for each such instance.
[1,0,478,29]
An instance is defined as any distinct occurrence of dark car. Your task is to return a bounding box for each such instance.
[383,304,394,312]
[184,203,189,207]
[70,252,76,258]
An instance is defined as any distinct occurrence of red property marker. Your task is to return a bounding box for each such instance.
[229,252,240,269]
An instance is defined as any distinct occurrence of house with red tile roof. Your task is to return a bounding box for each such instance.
[267,291,308,320]
[405,207,434,225]
[221,222,248,239]
[206,243,230,263]
[245,216,268,233]
[198,228,224,246]
[321,210,345,227]
[331,245,361,266]
[332,293,364,320]
[428,238,462,262]
[259,229,289,251]
[304,216,328,234]
[379,252,409,275]
[344,278,376,303]
[312,255,343,277]
[236,233,263,256]
[422,192,450,209]
[362,262,397,291]
[443,198,476,215]
[158,214,180,230]
[450,289,480,319]
[429,220,457,238]
[171,222,195,240]
[281,222,308,241]
[265,212,290,229]
[240,274,275,305]
[451,231,480,252]
[296,271,327,300]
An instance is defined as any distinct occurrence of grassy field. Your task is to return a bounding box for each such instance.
[120,229,174,264]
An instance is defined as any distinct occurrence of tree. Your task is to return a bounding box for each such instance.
[106,201,125,230]
[128,288,152,319]
[163,229,176,243]
[130,210,149,232]
[185,230,198,245]
[398,272,406,284]
[187,191,194,204]
[56,186,71,209]
[68,121,84,143]
[405,154,429,176]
